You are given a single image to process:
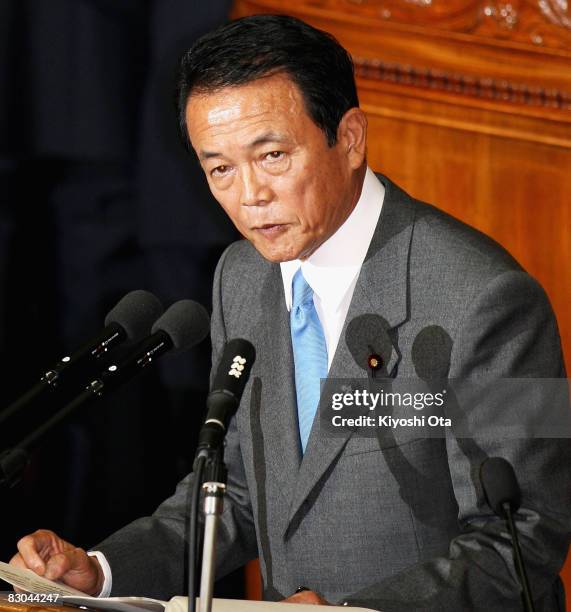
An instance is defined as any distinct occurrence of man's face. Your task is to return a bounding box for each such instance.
[185,73,365,262]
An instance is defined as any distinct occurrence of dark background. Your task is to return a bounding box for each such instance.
[0,0,243,596]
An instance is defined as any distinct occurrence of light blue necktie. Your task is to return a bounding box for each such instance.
[290,269,328,453]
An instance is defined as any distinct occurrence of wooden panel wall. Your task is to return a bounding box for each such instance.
[232,0,571,604]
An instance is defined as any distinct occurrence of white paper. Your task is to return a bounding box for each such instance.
[0,560,86,596]
[0,561,376,611]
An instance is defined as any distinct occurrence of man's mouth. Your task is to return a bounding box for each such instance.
[253,223,288,237]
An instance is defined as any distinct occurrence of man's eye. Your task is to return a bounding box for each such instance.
[264,151,285,161]
[211,165,230,177]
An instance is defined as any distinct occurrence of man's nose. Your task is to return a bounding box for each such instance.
[240,166,272,206]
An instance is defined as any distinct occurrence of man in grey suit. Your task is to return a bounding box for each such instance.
[12,14,571,611]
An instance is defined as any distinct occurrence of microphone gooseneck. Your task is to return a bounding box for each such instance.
[0,299,209,488]
[480,457,535,612]
[0,289,164,428]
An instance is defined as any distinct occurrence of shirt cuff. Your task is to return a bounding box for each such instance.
[87,551,112,597]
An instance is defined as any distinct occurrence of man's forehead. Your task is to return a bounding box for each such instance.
[206,104,242,125]
[188,103,294,151]
[186,74,304,124]
[186,77,310,155]
[202,96,277,127]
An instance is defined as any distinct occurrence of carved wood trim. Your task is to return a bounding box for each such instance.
[354,57,571,110]
[358,90,571,147]
[266,0,571,51]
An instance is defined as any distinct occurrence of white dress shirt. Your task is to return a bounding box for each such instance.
[92,167,384,596]
[88,550,113,597]
[280,166,384,368]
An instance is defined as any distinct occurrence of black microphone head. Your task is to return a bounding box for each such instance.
[151,299,210,353]
[105,290,164,342]
[197,339,256,456]
[211,338,256,396]
[480,457,522,517]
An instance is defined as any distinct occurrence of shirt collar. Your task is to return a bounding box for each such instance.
[280,167,384,312]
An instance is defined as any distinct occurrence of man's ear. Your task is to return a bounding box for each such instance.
[337,108,367,169]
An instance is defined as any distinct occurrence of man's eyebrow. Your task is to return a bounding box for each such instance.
[249,132,288,147]
[198,133,289,161]
[199,150,222,161]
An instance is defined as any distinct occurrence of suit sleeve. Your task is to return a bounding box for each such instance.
[343,270,571,611]
[95,243,258,599]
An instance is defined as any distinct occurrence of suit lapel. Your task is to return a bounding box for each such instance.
[283,175,416,536]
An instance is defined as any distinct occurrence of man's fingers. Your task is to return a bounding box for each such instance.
[9,553,27,571]
[15,530,72,576]
[44,552,72,581]
[11,532,97,594]
[15,534,49,575]
[43,547,84,580]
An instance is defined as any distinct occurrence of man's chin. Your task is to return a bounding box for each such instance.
[252,242,302,264]
[260,250,299,264]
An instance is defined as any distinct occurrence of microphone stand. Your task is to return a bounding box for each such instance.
[0,333,167,487]
[0,382,103,487]
[198,449,227,612]
[0,323,124,427]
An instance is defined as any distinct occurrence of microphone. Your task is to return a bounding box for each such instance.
[0,290,164,426]
[0,299,209,487]
[187,339,255,612]
[195,338,256,460]
[480,457,535,612]
[89,299,210,397]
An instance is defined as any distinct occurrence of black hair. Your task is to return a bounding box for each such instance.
[176,14,359,148]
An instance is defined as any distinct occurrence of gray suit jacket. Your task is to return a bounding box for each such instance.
[97,174,571,611]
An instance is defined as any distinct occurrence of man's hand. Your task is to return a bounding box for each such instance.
[10,529,104,596]
[281,590,330,605]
